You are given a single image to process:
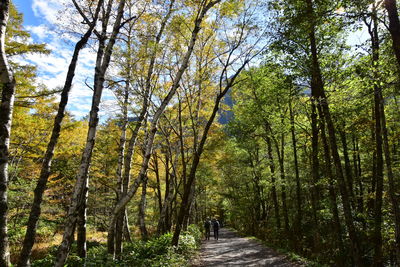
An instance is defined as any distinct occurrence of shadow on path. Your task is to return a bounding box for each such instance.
[193,228,300,267]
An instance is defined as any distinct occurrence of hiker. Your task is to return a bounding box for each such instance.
[204,219,211,240]
[213,219,220,240]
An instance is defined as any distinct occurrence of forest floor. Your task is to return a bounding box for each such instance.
[192,228,303,267]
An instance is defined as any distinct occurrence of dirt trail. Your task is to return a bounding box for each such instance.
[193,228,301,267]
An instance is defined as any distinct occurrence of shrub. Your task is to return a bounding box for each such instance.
[31,224,201,267]
[184,224,202,244]
[176,234,197,255]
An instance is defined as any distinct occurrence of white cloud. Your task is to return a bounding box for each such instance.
[25,24,49,39]
[32,0,68,25]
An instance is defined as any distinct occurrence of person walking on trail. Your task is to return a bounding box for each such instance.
[213,219,220,240]
[204,219,211,240]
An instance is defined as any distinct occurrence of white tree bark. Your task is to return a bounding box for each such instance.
[0,1,15,266]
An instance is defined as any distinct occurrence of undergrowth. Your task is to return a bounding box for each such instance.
[31,224,202,267]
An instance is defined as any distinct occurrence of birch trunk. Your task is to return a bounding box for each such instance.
[114,72,129,258]
[77,192,88,259]
[54,1,126,265]
[123,210,131,242]
[17,3,102,265]
[0,1,15,265]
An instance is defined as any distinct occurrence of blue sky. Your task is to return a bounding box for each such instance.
[13,0,118,120]
[13,0,38,26]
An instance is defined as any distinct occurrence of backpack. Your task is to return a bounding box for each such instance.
[204,220,211,229]
[213,220,219,230]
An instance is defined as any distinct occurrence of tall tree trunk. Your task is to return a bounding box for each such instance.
[369,109,377,212]
[157,168,174,235]
[265,135,280,229]
[353,137,364,214]
[17,3,102,265]
[178,95,191,230]
[289,99,302,244]
[320,108,345,264]
[114,65,130,259]
[381,95,400,265]
[252,90,280,230]
[280,135,289,234]
[384,0,400,69]
[249,154,263,225]
[138,176,148,240]
[77,191,88,259]
[316,75,363,267]
[273,131,289,235]
[160,152,170,228]
[183,181,196,230]
[0,1,15,265]
[178,98,188,187]
[153,154,163,215]
[366,9,384,265]
[54,1,126,265]
[310,101,321,251]
[123,210,131,242]
[305,0,362,264]
[339,127,355,207]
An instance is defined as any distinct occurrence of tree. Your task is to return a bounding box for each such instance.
[0,0,16,265]
[384,0,400,69]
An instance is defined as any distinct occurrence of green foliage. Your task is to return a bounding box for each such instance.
[184,224,202,244]
[31,226,201,267]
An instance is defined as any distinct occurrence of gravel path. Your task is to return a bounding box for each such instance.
[193,228,300,267]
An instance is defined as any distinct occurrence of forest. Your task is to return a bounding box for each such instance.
[0,0,400,266]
